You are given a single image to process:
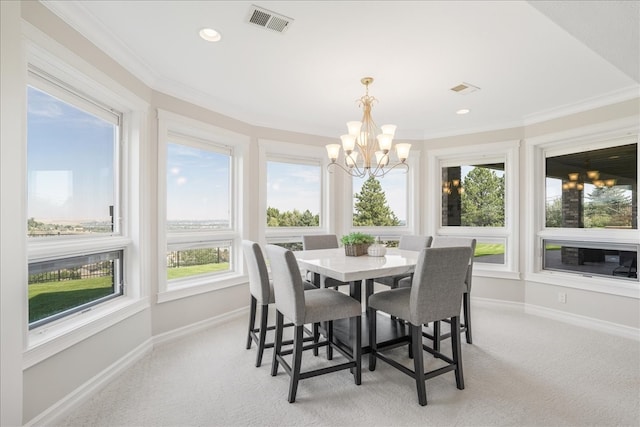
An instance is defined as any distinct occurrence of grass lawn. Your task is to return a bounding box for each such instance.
[167,262,230,280]
[474,243,505,257]
[29,276,113,323]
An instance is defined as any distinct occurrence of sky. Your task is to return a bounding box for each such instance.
[267,161,321,214]
[27,86,115,223]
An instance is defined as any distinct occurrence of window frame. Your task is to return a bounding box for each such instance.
[23,25,149,367]
[426,141,520,278]
[259,139,333,247]
[524,117,639,298]
[343,150,420,241]
[157,109,249,302]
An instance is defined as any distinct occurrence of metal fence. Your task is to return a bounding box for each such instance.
[29,261,114,284]
[167,248,230,268]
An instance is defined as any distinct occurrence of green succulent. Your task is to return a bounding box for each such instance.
[340,232,375,246]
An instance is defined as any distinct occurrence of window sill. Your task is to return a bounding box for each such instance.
[24,296,149,369]
[474,269,521,280]
[524,271,640,299]
[157,273,248,304]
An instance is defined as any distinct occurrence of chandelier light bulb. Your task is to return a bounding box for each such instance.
[377,134,393,152]
[345,151,358,168]
[326,144,341,162]
[340,134,356,152]
[375,151,389,167]
[380,124,397,137]
[347,121,362,136]
[395,143,411,162]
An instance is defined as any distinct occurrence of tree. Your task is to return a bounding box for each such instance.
[266,206,319,227]
[584,186,632,228]
[353,176,400,226]
[461,167,505,226]
[545,198,562,227]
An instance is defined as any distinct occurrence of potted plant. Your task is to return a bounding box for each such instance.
[340,232,375,256]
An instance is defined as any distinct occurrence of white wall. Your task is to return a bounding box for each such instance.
[1,2,26,425]
[1,1,637,425]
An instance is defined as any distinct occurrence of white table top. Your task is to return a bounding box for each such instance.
[294,247,420,283]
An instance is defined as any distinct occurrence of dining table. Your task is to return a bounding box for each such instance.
[293,247,421,353]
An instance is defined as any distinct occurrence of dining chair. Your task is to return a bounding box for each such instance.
[398,236,476,349]
[243,240,317,367]
[266,244,362,403]
[372,235,432,318]
[368,246,472,406]
[301,234,349,289]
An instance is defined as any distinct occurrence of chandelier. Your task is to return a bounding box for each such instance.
[562,159,616,191]
[326,77,411,178]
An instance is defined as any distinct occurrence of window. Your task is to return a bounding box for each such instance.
[428,141,519,275]
[259,140,330,248]
[27,69,125,328]
[545,144,636,230]
[266,159,321,228]
[533,135,638,287]
[526,120,639,294]
[158,110,247,299]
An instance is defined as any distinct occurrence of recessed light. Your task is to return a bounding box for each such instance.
[456,109,470,115]
[199,28,221,42]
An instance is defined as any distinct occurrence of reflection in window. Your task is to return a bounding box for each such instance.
[543,240,638,281]
[266,160,321,227]
[545,144,637,229]
[442,164,505,227]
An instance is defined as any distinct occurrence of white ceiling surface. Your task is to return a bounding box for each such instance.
[42,1,640,140]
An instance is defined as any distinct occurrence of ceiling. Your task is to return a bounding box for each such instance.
[42,0,639,140]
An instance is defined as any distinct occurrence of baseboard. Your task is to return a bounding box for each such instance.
[472,296,639,341]
[152,306,247,347]
[26,339,153,427]
[524,303,640,342]
[26,307,248,427]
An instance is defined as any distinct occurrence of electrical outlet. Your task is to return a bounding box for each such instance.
[558,292,567,304]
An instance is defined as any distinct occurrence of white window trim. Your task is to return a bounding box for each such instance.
[23,22,150,363]
[343,150,420,239]
[426,140,520,277]
[524,116,639,298]
[157,109,249,302]
[259,139,333,245]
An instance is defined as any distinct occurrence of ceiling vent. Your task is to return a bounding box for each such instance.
[247,5,293,33]
[450,82,480,95]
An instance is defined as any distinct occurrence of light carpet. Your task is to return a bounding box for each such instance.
[56,301,640,426]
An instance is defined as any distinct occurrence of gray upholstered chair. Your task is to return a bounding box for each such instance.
[372,235,431,319]
[368,246,472,406]
[398,236,476,347]
[243,240,316,367]
[266,244,362,403]
[301,234,349,289]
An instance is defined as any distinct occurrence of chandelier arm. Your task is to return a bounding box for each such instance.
[326,162,366,178]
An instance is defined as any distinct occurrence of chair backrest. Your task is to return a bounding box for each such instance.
[431,237,476,293]
[399,235,433,251]
[302,234,339,250]
[266,245,306,326]
[410,247,472,325]
[242,240,271,304]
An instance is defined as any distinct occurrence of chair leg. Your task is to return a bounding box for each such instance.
[255,304,268,367]
[463,292,472,344]
[352,315,362,385]
[327,321,333,360]
[313,323,319,356]
[368,307,377,371]
[411,324,427,406]
[288,325,304,403]
[451,316,465,390]
[271,311,284,377]
[246,296,257,349]
[433,320,441,353]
